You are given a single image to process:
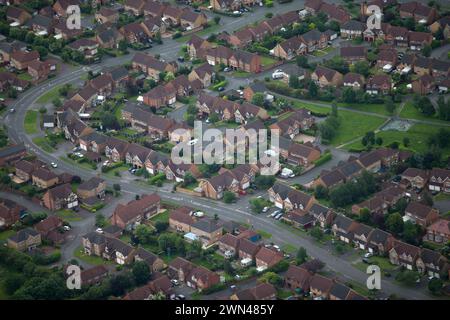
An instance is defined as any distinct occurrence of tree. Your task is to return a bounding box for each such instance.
[289,75,300,89]
[209,112,219,123]
[375,137,383,145]
[352,61,370,77]
[135,224,154,244]
[258,272,282,286]
[95,213,106,228]
[428,277,443,295]
[358,208,371,223]
[308,81,318,98]
[342,87,357,103]
[109,274,134,296]
[100,113,120,130]
[250,198,266,213]
[154,221,169,233]
[314,185,328,199]
[402,221,421,245]
[223,260,234,274]
[223,191,236,203]
[422,44,432,57]
[113,184,121,192]
[296,247,308,264]
[251,93,265,107]
[403,137,410,147]
[214,16,221,25]
[385,212,404,235]
[254,175,275,189]
[296,55,309,68]
[385,98,396,114]
[310,226,323,241]
[395,270,419,286]
[132,261,151,285]
[52,98,62,108]
[118,39,128,52]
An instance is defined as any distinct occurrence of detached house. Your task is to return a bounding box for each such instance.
[10,50,40,71]
[343,72,365,90]
[0,198,25,228]
[255,247,284,270]
[111,193,161,230]
[273,36,307,60]
[6,7,31,25]
[428,167,450,194]
[340,46,367,64]
[404,202,439,227]
[7,228,41,251]
[408,31,433,50]
[53,0,81,17]
[426,219,450,244]
[399,1,437,24]
[284,265,313,293]
[132,53,177,80]
[366,74,392,95]
[188,63,215,88]
[412,74,435,95]
[389,240,421,270]
[186,35,212,59]
[340,20,365,39]
[268,182,315,211]
[366,228,395,255]
[311,66,343,88]
[42,183,79,211]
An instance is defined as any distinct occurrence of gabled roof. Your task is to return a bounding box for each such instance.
[9,228,39,243]
[405,201,435,219]
[78,177,104,192]
[191,218,221,233]
[313,66,341,81]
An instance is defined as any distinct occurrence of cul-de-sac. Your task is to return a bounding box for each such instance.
[0,0,450,301]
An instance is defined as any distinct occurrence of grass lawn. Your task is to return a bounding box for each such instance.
[434,193,450,202]
[329,110,385,146]
[0,229,14,243]
[281,243,297,254]
[338,102,397,116]
[312,47,334,57]
[36,84,63,104]
[260,56,277,68]
[256,229,272,239]
[32,137,54,152]
[24,110,39,134]
[56,209,82,222]
[344,123,450,157]
[213,120,240,128]
[175,23,221,43]
[17,72,32,81]
[150,210,169,224]
[104,165,129,178]
[59,155,95,171]
[399,102,449,125]
[291,100,330,114]
[232,70,251,78]
[73,245,113,266]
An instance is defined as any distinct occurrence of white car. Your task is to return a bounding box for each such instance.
[262,206,269,213]
[273,245,280,251]
[102,160,110,167]
[171,279,180,286]
[275,213,283,220]
[364,252,373,259]
[50,162,58,168]
[194,211,204,217]
[96,228,104,234]
[63,226,71,231]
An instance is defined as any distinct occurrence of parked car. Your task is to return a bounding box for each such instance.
[50,162,58,168]
[262,206,269,213]
[218,86,225,92]
[96,228,104,234]
[177,56,185,62]
[275,213,283,220]
[171,279,180,286]
[364,252,373,259]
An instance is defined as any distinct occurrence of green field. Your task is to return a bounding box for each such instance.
[399,102,449,125]
[56,209,82,222]
[330,111,386,146]
[0,229,14,243]
[24,110,39,134]
[175,24,221,43]
[150,210,169,224]
[344,123,450,157]
[338,102,397,116]
[32,137,54,152]
[73,246,113,266]
[292,100,330,114]
[36,85,63,104]
[260,56,277,68]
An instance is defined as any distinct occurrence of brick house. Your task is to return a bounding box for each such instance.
[42,183,79,211]
[111,193,161,230]
[32,167,59,189]
[425,219,450,244]
[77,177,106,200]
[340,46,367,64]
[10,50,40,71]
[255,247,284,270]
[404,202,439,227]
[169,206,196,233]
[7,228,41,251]
[428,167,450,194]
[311,66,343,88]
